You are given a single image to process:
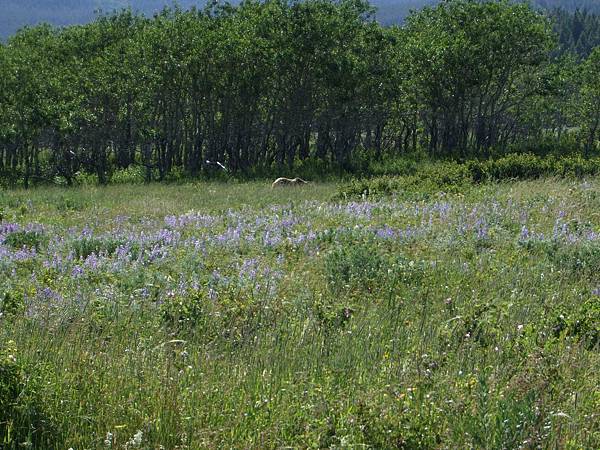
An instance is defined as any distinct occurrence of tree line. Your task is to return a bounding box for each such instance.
[0,0,599,186]
[552,7,600,57]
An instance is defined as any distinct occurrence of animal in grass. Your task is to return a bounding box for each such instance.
[271,177,309,188]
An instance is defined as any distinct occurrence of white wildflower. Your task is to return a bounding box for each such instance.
[128,430,143,447]
[104,431,114,448]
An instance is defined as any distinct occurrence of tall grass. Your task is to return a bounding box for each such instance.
[1,179,598,448]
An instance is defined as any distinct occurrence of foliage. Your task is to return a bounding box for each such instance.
[406,0,554,156]
[3,230,47,251]
[0,289,25,318]
[337,154,600,199]
[551,7,600,58]
[578,47,600,154]
[323,239,386,293]
[1,1,600,187]
[0,180,599,447]
[0,340,55,448]
[336,160,472,199]
[110,166,147,184]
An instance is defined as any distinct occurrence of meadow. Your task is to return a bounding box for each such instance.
[1,179,599,449]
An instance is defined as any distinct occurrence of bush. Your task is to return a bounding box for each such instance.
[368,157,421,177]
[467,153,553,182]
[551,297,600,349]
[164,166,188,183]
[335,161,472,199]
[418,162,472,191]
[337,154,600,200]
[468,153,600,182]
[110,165,147,184]
[0,290,25,318]
[0,168,23,188]
[161,289,208,332]
[54,195,88,212]
[549,243,600,275]
[294,157,335,180]
[73,171,99,186]
[324,241,385,294]
[4,230,47,251]
[71,236,139,259]
[555,156,600,177]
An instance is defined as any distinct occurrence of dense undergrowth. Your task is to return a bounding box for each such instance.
[337,153,600,199]
[5,151,600,193]
[0,180,599,448]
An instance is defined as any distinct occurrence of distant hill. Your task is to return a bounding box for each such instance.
[375,1,600,24]
[2,0,600,39]
[0,1,202,39]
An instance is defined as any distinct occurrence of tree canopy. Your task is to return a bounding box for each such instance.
[0,0,598,186]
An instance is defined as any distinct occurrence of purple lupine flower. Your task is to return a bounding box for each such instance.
[375,226,396,240]
[474,218,489,240]
[84,253,99,270]
[40,286,63,303]
[164,215,178,228]
[240,258,259,282]
[14,247,37,261]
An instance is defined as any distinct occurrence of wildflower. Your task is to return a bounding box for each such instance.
[71,265,84,277]
[126,430,143,448]
[133,430,143,446]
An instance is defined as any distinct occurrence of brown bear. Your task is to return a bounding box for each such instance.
[271,177,309,188]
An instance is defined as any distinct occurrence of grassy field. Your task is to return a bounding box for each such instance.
[1,180,599,449]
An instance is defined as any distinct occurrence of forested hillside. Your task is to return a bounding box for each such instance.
[552,7,600,57]
[0,0,201,39]
[2,0,600,38]
[535,0,600,11]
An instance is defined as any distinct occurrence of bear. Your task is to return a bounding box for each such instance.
[271,177,309,188]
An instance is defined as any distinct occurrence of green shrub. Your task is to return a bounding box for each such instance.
[294,157,335,180]
[508,134,582,158]
[0,168,23,188]
[467,153,553,182]
[551,297,600,349]
[335,161,472,199]
[467,153,600,182]
[4,230,47,251]
[73,171,99,186]
[369,157,421,177]
[555,156,600,177]
[549,243,600,275]
[71,236,138,259]
[418,161,472,191]
[54,195,87,212]
[0,290,25,318]
[161,289,208,332]
[110,165,147,184]
[323,241,385,294]
[164,166,188,183]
